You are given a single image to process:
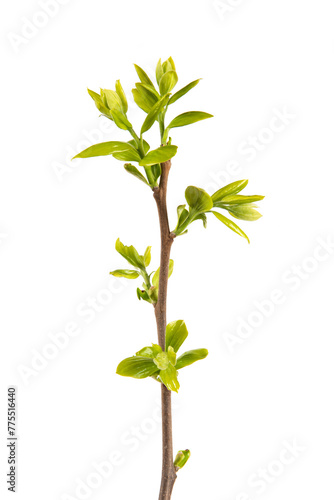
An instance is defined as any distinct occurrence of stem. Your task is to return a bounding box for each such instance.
[153,159,177,500]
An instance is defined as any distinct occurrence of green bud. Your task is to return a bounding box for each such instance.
[153,352,169,370]
[174,449,191,470]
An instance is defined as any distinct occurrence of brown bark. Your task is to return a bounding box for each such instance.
[153,159,177,500]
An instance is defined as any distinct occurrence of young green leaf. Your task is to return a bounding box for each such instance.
[211,179,248,203]
[152,260,174,289]
[101,89,123,112]
[193,213,207,228]
[115,80,128,113]
[136,344,162,358]
[144,246,152,267]
[169,79,201,105]
[211,211,250,243]
[132,88,152,114]
[124,164,149,185]
[153,352,170,370]
[87,88,111,116]
[159,70,178,95]
[141,94,170,134]
[110,109,132,130]
[72,141,141,161]
[134,64,155,88]
[227,205,263,221]
[185,186,213,214]
[175,349,209,370]
[216,194,265,206]
[159,364,180,393]
[127,139,150,155]
[110,269,140,279]
[139,145,178,166]
[137,288,151,302]
[156,58,163,84]
[115,238,146,270]
[166,320,188,353]
[117,356,159,378]
[135,83,159,107]
[167,111,213,129]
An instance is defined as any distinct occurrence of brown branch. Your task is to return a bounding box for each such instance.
[153,159,177,500]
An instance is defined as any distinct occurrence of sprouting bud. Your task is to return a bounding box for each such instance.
[174,449,191,470]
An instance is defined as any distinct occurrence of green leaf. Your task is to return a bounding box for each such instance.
[168,111,213,129]
[211,180,248,203]
[134,64,155,88]
[144,246,152,266]
[175,349,208,370]
[159,364,180,392]
[159,70,178,95]
[135,83,159,108]
[211,211,250,244]
[169,79,201,105]
[115,238,145,270]
[216,194,265,206]
[167,346,177,366]
[137,288,151,302]
[115,80,128,113]
[116,356,159,379]
[87,88,111,115]
[72,141,141,161]
[162,57,175,73]
[227,205,263,221]
[110,269,140,279]
[124,164,148,185]
[139,145,178,166]
[110,109,132,130]
[132,88,152,114]
[101,89,123,112]
[166,320,188,353]
[151,163,161,183]
[185,186,213,214]
[156,58,163,84]
[175,205,189,229]
[141,94,170,134]
[136,344,162,358]
[152,260,174,288]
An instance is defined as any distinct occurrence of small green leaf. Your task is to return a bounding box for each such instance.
[141,94,170,134]
[211,180,248,203]
[175,205,189,230]
[134,64,155,88]
[135,83,159,107]
[117,356,159,378]
[166,320,188,353]
[124,164,149,185]
[159,364,180,393]
[169,79,201,105]
[136,344,162,358]
[159,70,178,95]
[168,111,213,129]
[174,450,191,470]
[216,194,265,206]
[156,58,163,84]
[137,288,151,302]
[144,246,152,266]
[175,349,208,370]
[152,260,174,289]
[227,205,263,221]
[115,238,145,270]
[139,145,178,166]
[185,186,213,214]
[72,141,141,161]
[110,109,132,130]
[162,58,175,73]
[115,80,128,113]
[132,88,152,114]
[87,88,111,116]
[110,269,140,279]
[167,346,177,366]
[101,89,123,112]
[211,211,250,243]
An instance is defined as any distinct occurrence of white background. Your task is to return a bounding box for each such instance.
[1,1,334,499]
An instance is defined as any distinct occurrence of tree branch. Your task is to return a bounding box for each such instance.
[153,159,177,500]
